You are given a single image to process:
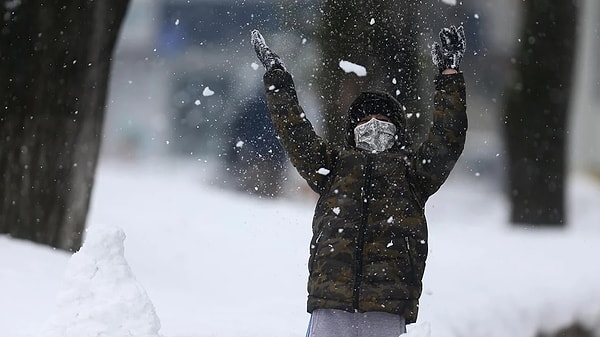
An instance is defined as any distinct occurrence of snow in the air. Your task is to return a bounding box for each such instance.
[1,162,600,337]
[4,0,21,10]
[441,0,457,6]
[202,86,214,96]
[339,60,368,77]
[251,62,260,70]
[317,167,331,175]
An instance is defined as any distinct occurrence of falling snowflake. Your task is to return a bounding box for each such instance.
[339,60,367,77]
[317,168,330,176]
[203,87,214,96]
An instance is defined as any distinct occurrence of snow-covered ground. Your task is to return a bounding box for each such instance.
[1,160,600,337]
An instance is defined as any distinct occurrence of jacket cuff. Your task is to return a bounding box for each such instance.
[434,72,465,91]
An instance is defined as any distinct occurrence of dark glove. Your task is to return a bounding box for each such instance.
[431,25,466,73]
[251,30,286,72]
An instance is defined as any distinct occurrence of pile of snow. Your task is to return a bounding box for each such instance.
[42,225,163,337]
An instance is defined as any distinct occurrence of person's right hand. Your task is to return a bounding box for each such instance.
[431,25,466,74]
[251,30,286,72]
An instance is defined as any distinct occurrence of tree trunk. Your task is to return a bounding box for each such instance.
[0,1,130,251]
[503,0,579,226]
[314,0,426,147]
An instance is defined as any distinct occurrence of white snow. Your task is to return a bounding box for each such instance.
[42,225,162,337]
[251,62,260,70]
[317,167,331,175]
[339,60,367,77]
[1,162,600,337]
[441,0,457,5]
[202,87,214,96]
[193,99,200,106]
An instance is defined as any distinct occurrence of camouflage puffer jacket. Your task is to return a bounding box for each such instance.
[263,69,467,324]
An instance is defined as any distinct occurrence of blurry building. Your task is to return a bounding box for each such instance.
[104,0,317,162]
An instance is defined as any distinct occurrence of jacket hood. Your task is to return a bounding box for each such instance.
[345,91,411,149]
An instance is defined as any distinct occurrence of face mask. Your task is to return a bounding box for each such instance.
[354,118,397,153]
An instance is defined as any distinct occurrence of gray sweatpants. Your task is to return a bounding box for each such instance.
[306,309,406,337]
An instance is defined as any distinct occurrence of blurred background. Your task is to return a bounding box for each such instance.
[1,2,599,336]
[103,0,600,198]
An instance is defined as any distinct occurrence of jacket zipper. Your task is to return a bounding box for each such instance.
[353,154,373,310]
[405,236,415,275]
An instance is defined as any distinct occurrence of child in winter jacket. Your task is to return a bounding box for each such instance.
[251,26,467,337]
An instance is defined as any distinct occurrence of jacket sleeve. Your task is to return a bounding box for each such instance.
[411,72,467,203]
[263,69,335,194]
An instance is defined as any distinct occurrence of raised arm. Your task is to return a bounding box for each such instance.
[251,30,335,194]
[411,26,468,202]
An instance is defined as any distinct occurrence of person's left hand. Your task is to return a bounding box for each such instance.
[251,30,286,72]
[431,25,466,73]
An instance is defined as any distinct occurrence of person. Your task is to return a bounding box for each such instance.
[250,26,467,337]
[225,91,287,198]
